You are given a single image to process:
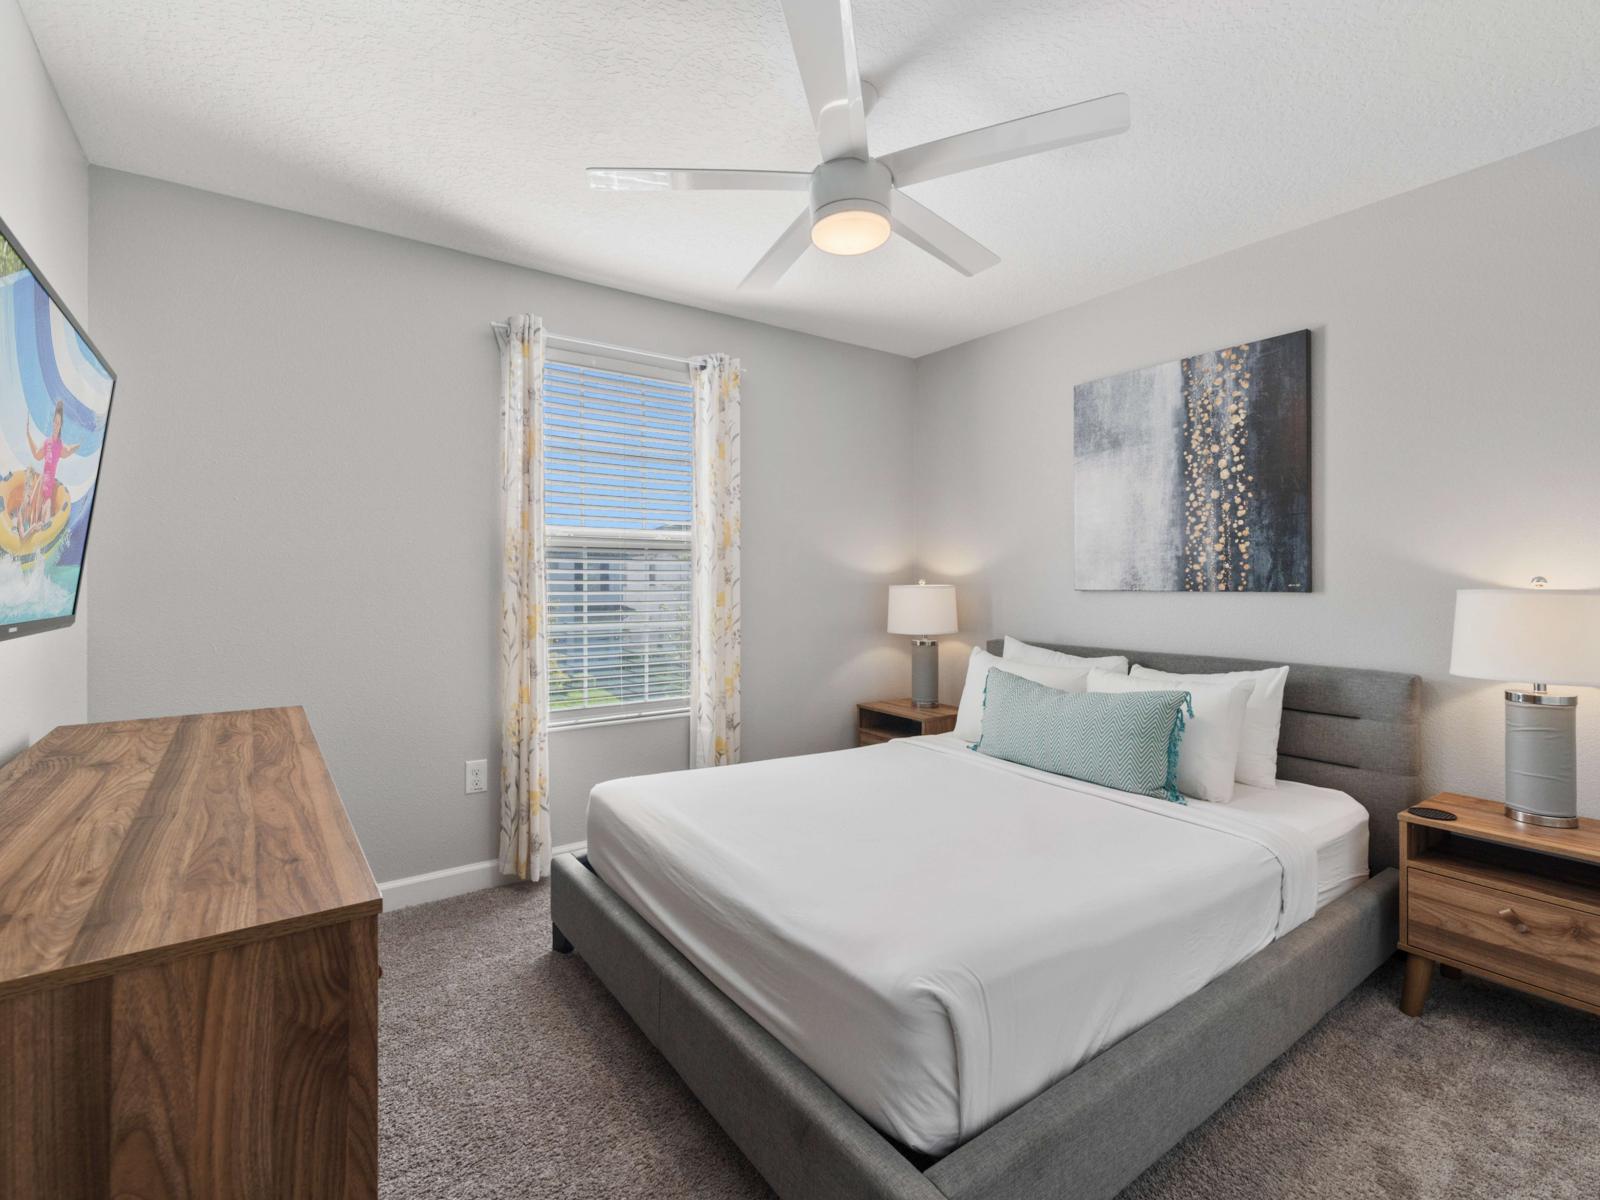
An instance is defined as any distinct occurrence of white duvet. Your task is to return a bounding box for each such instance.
[586,734,1364,1155]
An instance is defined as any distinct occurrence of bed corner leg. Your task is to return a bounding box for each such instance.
[552,923,574,955]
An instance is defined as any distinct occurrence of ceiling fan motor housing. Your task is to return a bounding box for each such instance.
[810,157,892,225]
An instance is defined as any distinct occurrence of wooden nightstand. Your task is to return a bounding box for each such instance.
[1398,793,1600,1018]
[856,699,958,746]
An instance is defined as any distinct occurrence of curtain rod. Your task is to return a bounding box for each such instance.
[488,322,695,368]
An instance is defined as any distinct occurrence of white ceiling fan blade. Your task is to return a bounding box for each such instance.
[779,0,869,162]
[739,207,814,290]
[881,93,1130,187]
[587,168,811,192]
[889,190,999,277]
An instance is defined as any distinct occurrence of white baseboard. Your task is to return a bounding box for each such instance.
[379,840,586,910]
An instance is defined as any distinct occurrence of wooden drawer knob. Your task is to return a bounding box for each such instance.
[1497,907,1531,935]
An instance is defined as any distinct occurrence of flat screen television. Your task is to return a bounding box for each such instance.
[0,213,115,641]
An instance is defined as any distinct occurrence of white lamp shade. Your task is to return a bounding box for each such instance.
[1450,588,1600,686]
[888,583,957,636]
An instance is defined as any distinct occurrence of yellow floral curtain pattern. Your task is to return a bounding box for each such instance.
[497,315,552,880]
[690,355,742,768]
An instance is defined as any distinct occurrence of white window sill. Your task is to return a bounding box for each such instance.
[549,707,690,733]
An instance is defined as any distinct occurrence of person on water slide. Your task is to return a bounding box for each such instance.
[18,400,80,539]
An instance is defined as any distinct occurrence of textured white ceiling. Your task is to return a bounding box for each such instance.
[20,0,1600,357]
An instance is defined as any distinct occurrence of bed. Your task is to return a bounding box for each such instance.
[551,640,1421,1200]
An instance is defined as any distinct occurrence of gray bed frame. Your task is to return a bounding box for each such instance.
[551,640,1421,1200]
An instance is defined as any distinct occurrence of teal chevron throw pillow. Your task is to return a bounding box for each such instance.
[973,668,1191,804]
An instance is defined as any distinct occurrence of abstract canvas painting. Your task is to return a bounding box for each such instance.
[1074,329,1309,592]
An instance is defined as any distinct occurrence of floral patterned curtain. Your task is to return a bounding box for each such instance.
[690,355,742,768]
[497,315,551,880]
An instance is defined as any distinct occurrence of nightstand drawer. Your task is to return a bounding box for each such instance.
[1407,868,1600,1007]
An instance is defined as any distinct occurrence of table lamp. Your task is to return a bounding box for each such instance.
[1450,578,1600,827]
[888,581,957,708]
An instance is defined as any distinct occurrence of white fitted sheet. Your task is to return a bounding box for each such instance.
[585,734,1366,1155]
[1226,775,1370,910]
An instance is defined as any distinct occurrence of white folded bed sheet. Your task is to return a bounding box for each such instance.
[585,734,1368,1156]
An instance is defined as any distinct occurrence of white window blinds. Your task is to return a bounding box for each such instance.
[543,345,694,721]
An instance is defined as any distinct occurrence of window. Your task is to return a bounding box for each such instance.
[544,341,694,724]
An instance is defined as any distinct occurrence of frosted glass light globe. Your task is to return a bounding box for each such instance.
[811,208,891,255]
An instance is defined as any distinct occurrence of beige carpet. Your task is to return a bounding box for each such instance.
[379,882,1600,1200]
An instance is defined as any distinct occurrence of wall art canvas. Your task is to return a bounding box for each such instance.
[1073,329,1309,592]
[1,217,116,635]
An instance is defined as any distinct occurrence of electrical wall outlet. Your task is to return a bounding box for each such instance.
[465,759,488,795]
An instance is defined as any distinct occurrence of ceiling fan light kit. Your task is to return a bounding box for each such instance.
[809,157,892,254]
[588,0,1130,288]
[811,206,890,254]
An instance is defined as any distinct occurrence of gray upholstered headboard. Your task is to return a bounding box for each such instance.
[986,639,1422,871]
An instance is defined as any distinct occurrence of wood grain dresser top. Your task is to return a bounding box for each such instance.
[0,706,381,998]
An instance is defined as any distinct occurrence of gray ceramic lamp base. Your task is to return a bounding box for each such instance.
[1504,690,1580,828]
[911,640,939,708]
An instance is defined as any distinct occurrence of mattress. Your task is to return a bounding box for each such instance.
[585,733,1368,1155]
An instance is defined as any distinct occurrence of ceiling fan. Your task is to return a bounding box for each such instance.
[587,0,1130,289]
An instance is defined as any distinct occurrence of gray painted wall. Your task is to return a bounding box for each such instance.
[914,128,1600,816]
[0,0,89,762]
[77,124,1600,876]
[86,169,916,878]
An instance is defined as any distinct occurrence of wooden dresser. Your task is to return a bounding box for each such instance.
[0,707,382,1199]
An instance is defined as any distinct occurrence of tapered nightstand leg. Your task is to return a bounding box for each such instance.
[1400,954,1435,1016]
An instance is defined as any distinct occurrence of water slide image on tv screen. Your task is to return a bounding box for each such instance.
[1,227,114,628]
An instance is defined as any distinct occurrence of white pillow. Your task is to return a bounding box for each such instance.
[954,647,1093,742]
[1130,664,1289,787]
[1003,636,1130,676]
[1087,669,1251,803]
